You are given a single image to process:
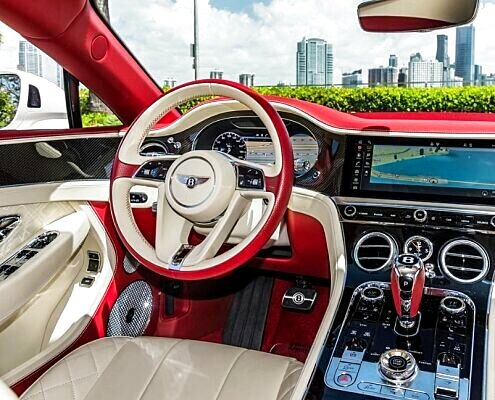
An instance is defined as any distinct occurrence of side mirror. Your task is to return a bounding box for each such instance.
[358,0,479,33]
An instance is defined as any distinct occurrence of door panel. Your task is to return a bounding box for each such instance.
[0,209,90,375]
[0,203,74,262]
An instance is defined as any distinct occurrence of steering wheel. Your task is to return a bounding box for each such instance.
[110,80,293,280]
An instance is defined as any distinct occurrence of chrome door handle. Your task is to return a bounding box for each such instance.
[0,215,21,243]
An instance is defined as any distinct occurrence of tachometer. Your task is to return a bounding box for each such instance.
[404,236,433,262]
[212,131,247,160]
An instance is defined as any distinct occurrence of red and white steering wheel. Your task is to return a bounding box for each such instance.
[111,80,293,280]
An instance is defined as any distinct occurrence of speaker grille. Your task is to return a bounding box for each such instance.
[107,280,153,337]
[123,253,139,274]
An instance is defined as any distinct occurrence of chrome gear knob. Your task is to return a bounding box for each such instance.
[391,253,425,330]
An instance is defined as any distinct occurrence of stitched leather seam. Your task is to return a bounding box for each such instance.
[214,348,249,400]
[136,339,184,400]
[276,362,303,400]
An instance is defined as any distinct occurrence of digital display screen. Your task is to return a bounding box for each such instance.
[370,145,495,191]
[348,138,495,202]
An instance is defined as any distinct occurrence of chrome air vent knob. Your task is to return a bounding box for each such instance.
[379,349,418,384]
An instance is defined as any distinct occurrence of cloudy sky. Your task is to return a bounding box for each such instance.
[1,0,495,86]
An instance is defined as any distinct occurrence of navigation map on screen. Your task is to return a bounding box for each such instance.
[370,145,495,191]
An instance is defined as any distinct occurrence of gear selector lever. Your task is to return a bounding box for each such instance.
[391,254,425,332]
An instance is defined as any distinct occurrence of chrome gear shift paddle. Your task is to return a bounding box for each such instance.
[391,254,425,331]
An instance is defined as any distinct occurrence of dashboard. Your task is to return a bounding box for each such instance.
[2,98,495,400]
[140,112,345,193]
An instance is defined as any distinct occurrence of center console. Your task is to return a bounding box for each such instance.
[304,135,495,400]
[325,282,474,400]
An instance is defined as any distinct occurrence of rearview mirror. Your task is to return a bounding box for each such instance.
[358,0,479,33]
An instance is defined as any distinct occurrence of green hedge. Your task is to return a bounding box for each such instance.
[255,86,495,113]
[0,89,15,128]
[68,86,495,128]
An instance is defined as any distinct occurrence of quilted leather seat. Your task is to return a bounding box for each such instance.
[17,337,303,400]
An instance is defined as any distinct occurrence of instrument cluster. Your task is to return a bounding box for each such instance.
[192,116,320,177]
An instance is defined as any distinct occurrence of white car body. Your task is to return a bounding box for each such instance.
[0,70,68,130]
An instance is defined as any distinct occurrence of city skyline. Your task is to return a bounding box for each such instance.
[1,0,495,87]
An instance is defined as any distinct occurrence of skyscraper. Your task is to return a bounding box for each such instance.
[342,70,362,88]
[18,40,43,77]
[389,55,398,68]
[296,38,333,86]
[408,53,443,87]
[436,34,450,85]
[368,66,398,87]
[210,70,224,79]
[239,74,255,87]
[455,25,475,85]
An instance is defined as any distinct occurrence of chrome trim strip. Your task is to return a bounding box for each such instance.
[0,215,21,243]
[333,196,495,235]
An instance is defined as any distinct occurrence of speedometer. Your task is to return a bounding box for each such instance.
[212,132,247,160]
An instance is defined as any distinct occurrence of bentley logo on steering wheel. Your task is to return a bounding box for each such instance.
[176,175,210,189]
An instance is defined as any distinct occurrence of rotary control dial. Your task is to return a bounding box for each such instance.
[404,235,434,262]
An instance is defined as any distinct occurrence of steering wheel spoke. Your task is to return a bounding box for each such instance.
[179,191,250,268]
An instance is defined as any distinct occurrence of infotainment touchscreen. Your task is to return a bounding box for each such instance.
[346,138,495,202]
[370,145,495,190]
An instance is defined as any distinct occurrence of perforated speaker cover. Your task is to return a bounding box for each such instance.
[107,280,153,337]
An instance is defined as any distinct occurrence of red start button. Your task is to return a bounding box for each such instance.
[336,373,353,387]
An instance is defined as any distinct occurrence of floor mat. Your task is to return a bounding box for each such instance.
[223,274,274,350]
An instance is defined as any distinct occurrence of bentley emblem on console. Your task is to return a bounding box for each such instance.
[176,175,210,189]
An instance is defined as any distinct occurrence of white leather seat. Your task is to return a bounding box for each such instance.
[19,337,303,400]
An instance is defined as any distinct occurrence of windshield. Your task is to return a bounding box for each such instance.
[103,0,495,88]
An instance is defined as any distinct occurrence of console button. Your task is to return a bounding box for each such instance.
[381,385,405,398]
[405,390,430,400]
[435,377,459,399]
[440,297,466,315]
[343,206,357,218]
[413,209,427,223]
[389,355,408,370]
[341,349,364,364]
[346,337,367,352]
[357,382,381,394]
[458,215,474,225]
[441,216,455,225]
[361,287,384,303]
[337,362,360,374]
[334,372,355,387]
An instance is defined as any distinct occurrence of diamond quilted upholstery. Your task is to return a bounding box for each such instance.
[20,337,303,400]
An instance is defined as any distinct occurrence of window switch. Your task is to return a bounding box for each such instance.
[87,251,101,274]
[80,276,95,288]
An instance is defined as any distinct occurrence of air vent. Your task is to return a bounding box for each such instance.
[440,239,490,283]
[353,232,397,272]
[140,142,168,156]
